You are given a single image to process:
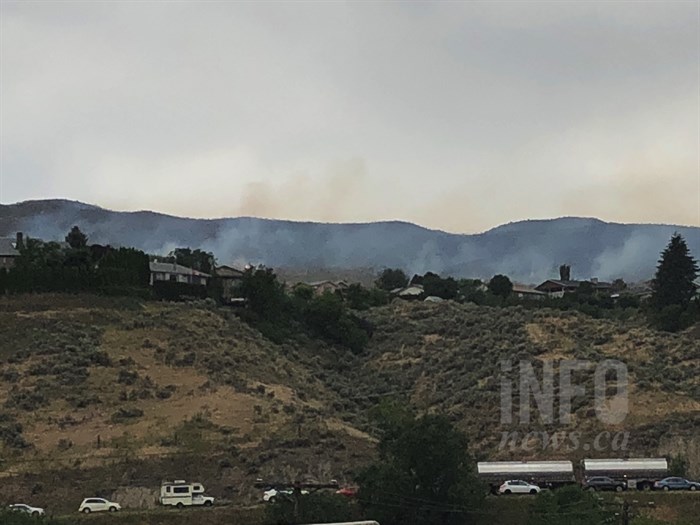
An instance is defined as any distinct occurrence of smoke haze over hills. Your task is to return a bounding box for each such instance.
[2,200,698,284]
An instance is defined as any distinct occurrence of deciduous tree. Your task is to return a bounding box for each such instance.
[375,268,409,291]
[488,274,513,299]
[358,405,483,525]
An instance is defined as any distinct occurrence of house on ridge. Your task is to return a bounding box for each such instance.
[215,265,245,302]
[0,233,22,271]
[535,278,612,298]
[149,261,210,286]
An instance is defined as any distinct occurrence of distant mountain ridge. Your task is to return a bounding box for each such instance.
[1,199,699,283]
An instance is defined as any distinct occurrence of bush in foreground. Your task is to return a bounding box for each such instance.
[265,492,355,525]
[0,510,61,525]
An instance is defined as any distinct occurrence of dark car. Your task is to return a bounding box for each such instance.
[654,477,700,491]
[583,476,626,492]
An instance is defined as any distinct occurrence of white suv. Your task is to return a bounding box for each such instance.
[498,480,541,495]
[78,498,121,513]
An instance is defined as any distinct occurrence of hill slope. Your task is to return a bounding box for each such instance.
[0,294,698,514]
[2,200,699,282]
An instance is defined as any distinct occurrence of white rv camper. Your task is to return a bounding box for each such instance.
[160,480,214,508]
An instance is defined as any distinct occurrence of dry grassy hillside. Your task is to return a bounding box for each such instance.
[0,294,698,514]
[362,302,699,471]
[0,294,375,513]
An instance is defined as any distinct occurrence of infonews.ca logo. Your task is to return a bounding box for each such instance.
[498,359,629,452]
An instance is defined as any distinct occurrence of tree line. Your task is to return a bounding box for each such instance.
[373,233,699,332]
[2,228,697,334]
[0,227,216,301]
[0,227,151,297]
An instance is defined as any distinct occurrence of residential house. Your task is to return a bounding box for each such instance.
[215,265,245,302]
[303,280,350,296]
[626,280,654,301]
[0,233,22,270]
[512,283,547,300]
[149,261,210,286]
[535,278,612,298]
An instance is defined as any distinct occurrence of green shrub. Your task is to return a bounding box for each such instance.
[117,369,138,385]
[110,407,144,423]
[265,492,355,525]
[156,385,177,399]
[0,509,62,524]
[0,413,30,449]
[5,388,49,411]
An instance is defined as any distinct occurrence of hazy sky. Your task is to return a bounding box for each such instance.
[1,1,698,233]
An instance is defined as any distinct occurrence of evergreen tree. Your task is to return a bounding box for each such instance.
[651,233,698,309]
[65,226,88,249]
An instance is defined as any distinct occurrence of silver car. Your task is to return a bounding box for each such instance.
[9,503,45,516]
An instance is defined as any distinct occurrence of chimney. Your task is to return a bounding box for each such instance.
[591,277,598,284]
[559,264,571,281]
[15,232,23,249]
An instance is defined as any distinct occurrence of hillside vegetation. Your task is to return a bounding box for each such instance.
[0,294,698,516]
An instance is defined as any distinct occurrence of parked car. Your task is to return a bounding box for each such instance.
[654,477,700,491]
[336,487,358,498]
[583,476,626,492]
[498,480,541,495]
[262,488,309,502]
[8,504,45,516]
[78,498,121,513]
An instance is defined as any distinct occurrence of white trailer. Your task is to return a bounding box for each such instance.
[160,480,215,508]
[582,458,668,491]
[477,461,575,493]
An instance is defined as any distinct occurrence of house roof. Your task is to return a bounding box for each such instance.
[305,280,349,288]
[512,284,547,295]
[149,261,210,277]
[0,238,19,257]
[216,265,244,278]
[536,279,612,290]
